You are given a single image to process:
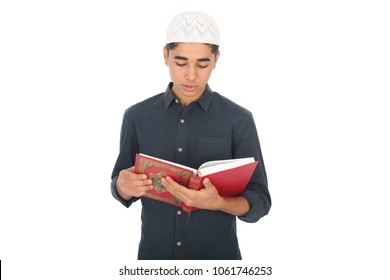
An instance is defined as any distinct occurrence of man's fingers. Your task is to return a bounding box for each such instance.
[127,166,135,172]
[162,176,191,200]
[133,185,154,197]
[120,168,148,180]
[118,166,153,197]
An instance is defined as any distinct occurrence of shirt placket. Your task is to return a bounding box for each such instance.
[175,101,191,165]
[173,101,194,259]
[174,209,187,259]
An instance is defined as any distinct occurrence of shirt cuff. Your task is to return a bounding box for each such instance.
[238,189,270,223]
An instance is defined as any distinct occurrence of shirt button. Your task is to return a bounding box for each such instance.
[176,241,182,247]
[177,147,183,152]
[175,99,179,103]
[177,210,182,215]
[180,119,185,124]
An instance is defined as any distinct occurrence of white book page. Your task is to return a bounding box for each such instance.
[198,157,255,176]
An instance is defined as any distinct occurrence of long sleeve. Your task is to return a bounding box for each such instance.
[232,111,271,223]
[110,109,140,207]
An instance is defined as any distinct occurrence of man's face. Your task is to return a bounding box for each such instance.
[164,42,219,105]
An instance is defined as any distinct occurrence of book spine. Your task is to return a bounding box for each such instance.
[134,153,140,172]
[187,175,203,190]
[181,175,204,213]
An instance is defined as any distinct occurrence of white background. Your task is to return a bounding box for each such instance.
[1,0,389,279]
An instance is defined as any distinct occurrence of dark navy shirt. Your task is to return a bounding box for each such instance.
[111,83,271,260]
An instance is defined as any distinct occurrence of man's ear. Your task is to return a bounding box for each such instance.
[163,46,169,65]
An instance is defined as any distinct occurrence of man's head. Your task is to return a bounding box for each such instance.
[163,11,220,105]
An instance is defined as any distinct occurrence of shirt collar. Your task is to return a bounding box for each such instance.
[163,82,214,111]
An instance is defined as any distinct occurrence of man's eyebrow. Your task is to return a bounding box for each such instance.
[174,56,211,62]
[174,56,188,61]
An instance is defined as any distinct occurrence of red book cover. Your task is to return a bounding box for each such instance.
[188,161,259,197]
[134,153,195,209]
[134,153,258,213]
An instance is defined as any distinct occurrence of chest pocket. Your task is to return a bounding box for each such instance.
[197,137,232,164]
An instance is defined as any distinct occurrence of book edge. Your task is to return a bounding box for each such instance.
[198,158,256,176]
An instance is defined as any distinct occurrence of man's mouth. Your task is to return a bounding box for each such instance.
[183,84,197,92]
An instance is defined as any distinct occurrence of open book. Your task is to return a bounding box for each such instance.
[134,153,258,213]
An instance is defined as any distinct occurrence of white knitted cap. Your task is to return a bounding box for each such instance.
[166,11,220,45]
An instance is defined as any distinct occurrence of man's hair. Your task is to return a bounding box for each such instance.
[165,43,219,56]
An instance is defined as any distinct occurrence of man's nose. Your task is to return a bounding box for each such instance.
[185,65,197,81]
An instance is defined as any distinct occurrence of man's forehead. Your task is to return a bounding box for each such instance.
[169,43,214,57]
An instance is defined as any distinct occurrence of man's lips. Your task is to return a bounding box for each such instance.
[182,84,197,92]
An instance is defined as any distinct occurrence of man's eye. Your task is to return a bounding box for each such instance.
[176,63,186,67]
[198,65,208,69]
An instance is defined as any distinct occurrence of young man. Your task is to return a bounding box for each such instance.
[111,11,271,260]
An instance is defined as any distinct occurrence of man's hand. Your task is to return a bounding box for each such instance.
[161,176,250,216]
[162,176,223,210]
[116,167,153,201]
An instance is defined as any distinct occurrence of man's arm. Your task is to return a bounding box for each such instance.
[231,112,271,222]
[111,109,148,207]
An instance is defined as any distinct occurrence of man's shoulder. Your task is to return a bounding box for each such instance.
[124,92,165,116]
[212,91,253,117]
